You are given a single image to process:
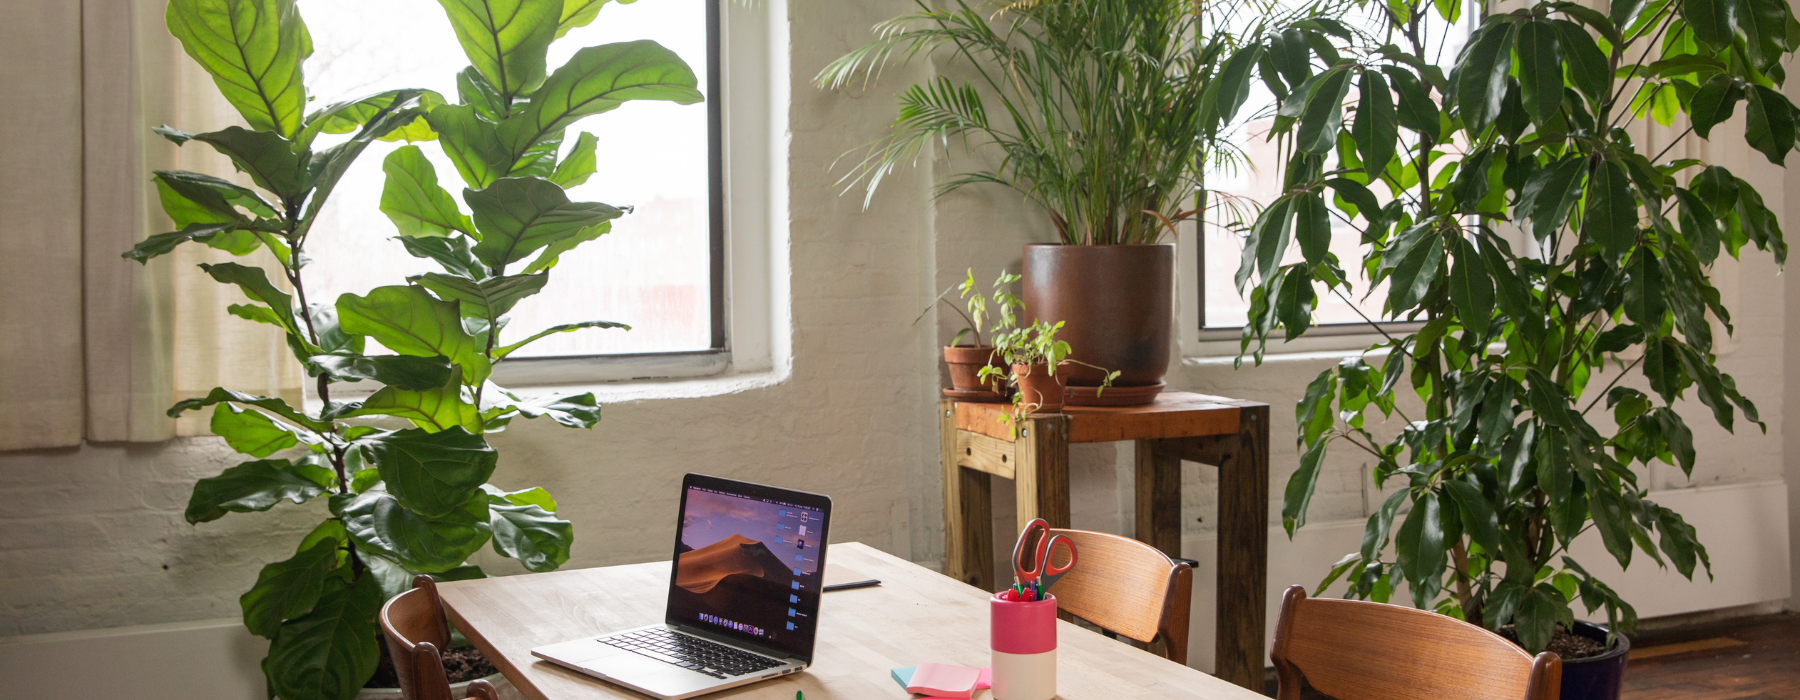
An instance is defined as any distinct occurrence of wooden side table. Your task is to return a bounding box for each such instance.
[938,392,1270,691]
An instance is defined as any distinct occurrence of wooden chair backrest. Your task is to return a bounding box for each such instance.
[379,576,461,700]
[1271,586,1562,700]
[1041,528,1191,662]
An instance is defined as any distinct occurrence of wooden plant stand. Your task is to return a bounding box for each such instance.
[938,392,1271,690]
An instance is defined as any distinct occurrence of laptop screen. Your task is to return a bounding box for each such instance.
[667,475,830,661]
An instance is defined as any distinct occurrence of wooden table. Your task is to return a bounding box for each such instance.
[939,392,1270,690]
[438,542,1267,700]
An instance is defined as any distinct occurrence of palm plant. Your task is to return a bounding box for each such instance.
[815,0,1341,245]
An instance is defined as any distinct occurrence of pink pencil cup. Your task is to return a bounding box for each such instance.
[991,592,1057,700]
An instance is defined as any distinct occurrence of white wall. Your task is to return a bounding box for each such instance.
[1,0,1796,689]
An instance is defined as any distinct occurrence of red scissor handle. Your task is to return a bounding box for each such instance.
[1012,518,1078,588]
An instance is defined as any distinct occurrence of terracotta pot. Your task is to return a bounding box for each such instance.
[1022,244,1174,406]
[1012,363,1066,413]
[943,345,1008,401]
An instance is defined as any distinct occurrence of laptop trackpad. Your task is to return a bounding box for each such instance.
[590,652,716,696]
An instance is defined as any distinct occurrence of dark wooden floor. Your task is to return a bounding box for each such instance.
[1624,612,1800,699]
[1264,612,1800,699]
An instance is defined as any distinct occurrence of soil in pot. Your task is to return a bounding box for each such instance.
[1498,621,1630,700]
[1496,625,1609,660]
[367,640,499,688]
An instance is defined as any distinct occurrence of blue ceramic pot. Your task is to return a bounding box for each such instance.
[1560,621,1630,700]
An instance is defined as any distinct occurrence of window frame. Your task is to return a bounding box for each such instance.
[491,0,754,387]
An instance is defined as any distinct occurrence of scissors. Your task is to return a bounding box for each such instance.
[1011,518,1077,591]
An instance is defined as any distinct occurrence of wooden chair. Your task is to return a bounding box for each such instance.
[380,576,501,700]
[1040,528,1192,663]
[1271,585,1561,700]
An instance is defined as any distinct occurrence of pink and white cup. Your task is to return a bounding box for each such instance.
[991,592,1057,700]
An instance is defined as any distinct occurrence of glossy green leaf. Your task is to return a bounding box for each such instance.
[211,404,310,457]
[307,354,454,390]
[465,177,625,270]
[297,89,443,152]
[498,40,702,161]
[493,320,629,359]
[549,131,599,188]
[1442,479,1502,552]
[489,502,573,571]
[332,488,491,573]
[1383,67,1440,135]
[1448,236,1495,333]
[156,169,277,221]
[1513,586,1562,653]
[294,91,434,237]
[486,484,558,511]
[265,574,382,700]
[165,0,311,137]
[123,223,243,263]
[185,458,334,524]
[1395,491,1446,607]
[240,539,339,638]
[417,272,548,321]
[1518,157,1588,241]
[436,0,560,99]
[336,285,489,383]
[355,428,497,517]
[425,104,511,189]
[1294,192,1332,265]
[1680,0,1736,48]
[494,391,604,429]
[1688,74,1741,140]
[1353,72,1398,175]
[1585,160,1640,259]
[1515,22,1563,128]
[556,0,614,37]
[1282,440,1330,536]
[1554,19,1610,104]
[519,220,611,274]
[380,145,474,237]
[168,387,330,432]
[1388,233,1444,312]
[1744,85,1795,165]
[1202,45,1262,132]
[1297,69,1352,154]
[398,234,488,279]
[1456,24,1514,134]
[347,372,482,434]
[1242,199,1293,289]
[362,553,484,601]
[201,262,302,339]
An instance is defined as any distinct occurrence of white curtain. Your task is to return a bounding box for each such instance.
[1,0,301,451]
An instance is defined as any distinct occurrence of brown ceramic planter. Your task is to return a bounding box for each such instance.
[943,345,1008,401]
[1012,363,1067,413]
[1022,244,1174,405]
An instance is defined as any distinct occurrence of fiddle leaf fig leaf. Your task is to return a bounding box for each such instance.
[425,104,511,189]
[183,126,311,202]
[155,170,277,221]
[416,271,548,321]
[436,0,561,100]
[346,371,482,434]
[484,484,558,511]
[211,404,315,457]
[296,88,445,152]
[264,574,383,700]
[169,388,331,432]
[200,262,308,345]
[123,223,242,263]
[355,428,497,517]
[498,40,703,162]
[165,0,311,137]
[465,177,625,270]
[550,131,600,187]
[307,354,454,390]
[493,320,630,359]
[336,285,489,383]
[557,0,612,38]
[332,488,492,573]
[488,502,573,572]
[185,458,334,524]
[380,145,475,237]
[362,553,484,602]
[399,234,489,279]
[490,390,602,428]
[240,539,340,638]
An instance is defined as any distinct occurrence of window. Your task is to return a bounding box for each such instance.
[1198,3,1475,333]
[299,0,724,371]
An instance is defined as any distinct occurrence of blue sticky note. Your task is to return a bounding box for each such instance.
[891,667,916,690]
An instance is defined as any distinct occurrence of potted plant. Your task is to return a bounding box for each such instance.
[975,271,1119,415]
[126,1,701,699]
[1227,0,1798,697]
[817,0,1320,405]
[920,269,1009,400]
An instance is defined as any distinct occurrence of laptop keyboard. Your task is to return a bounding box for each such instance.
[599,627,785,679]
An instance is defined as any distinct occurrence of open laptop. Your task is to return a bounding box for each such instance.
[532,474,832,699]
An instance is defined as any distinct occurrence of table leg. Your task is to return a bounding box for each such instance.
[1134,439,1183,559]
[1215,404,1270,691]
[1013,414,1071,531]
[942,402,994,590]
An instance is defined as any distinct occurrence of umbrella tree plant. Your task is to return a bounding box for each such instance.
[1225,0,1796,653]
[124,1,701,698]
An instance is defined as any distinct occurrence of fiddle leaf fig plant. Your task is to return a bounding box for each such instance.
[1231,0,1796,653]
[125,1,701,698]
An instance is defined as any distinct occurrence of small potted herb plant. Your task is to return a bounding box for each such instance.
[920,269,1009,401]
[975,272,1118,414]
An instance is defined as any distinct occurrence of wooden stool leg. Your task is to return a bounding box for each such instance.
[1134,439,1183,559]
[941,401,993,590]
[1215,405,1270,690]
[1014,414,1071,531]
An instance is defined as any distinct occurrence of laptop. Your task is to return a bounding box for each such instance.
[532,474,833,699]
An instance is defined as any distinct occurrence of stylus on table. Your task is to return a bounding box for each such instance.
[822,579,881,592]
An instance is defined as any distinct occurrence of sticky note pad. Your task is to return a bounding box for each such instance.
[905,663,982,698]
